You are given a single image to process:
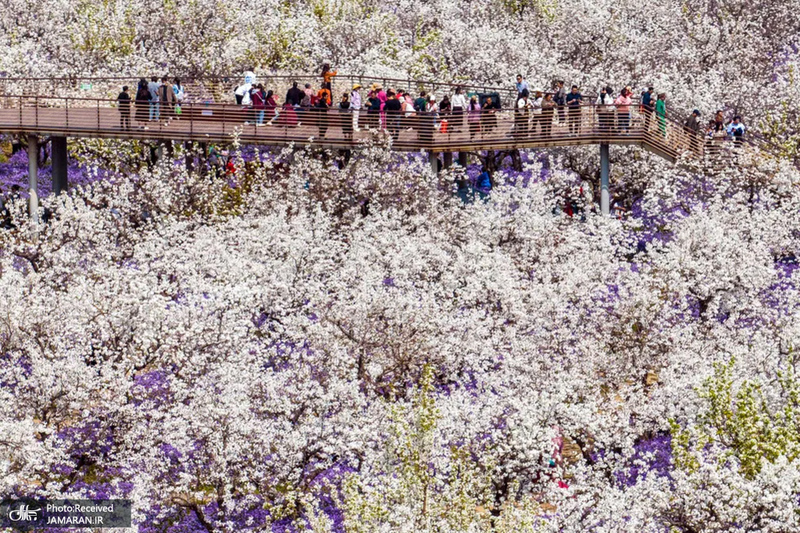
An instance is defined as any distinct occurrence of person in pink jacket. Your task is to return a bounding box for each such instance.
[376,84,387,128]
[614,87,633,133]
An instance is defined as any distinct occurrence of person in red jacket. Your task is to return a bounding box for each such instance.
[251,84,266,125]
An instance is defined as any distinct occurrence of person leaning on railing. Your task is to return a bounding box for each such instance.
[684,109,702,154]
[726,116,746,146]
[597,86,614,134]
[540,93,556,138]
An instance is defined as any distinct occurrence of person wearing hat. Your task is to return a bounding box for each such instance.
[351,84,362,131]
[684,109,702,154]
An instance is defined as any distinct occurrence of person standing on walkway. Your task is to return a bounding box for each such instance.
[159,77,176,122]
[641,87,654,131]
[726,116,746,146]
[339,93,352,139]
[554,81,566,125]
[684,109,702,154]
[516,74,530,98]
[515,89,531,139]
[415,91,428,113]
[173,78,186,104]
[252,84,266,125]
[350,84,362,131]
[566,85,583,135]
[541,93,556,138]
[385,90,403,141]
[531,91,544,136]
[451,86,467,133]
[286,82,304,107]
[315,96,329,138]
[376,84,387,128]
[655,93,667,136]
[714,110,725,133]
[321,64,337,91]
[614,87,633,133]
[597,86,614,133]
[482,95,498,134]
[468,95,482,139]
[117,85,132,130]
[148,76,161,121]
[135,78,150,127]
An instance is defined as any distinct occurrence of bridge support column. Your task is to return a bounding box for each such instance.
[429,151,439,174]
[52,136,68,195]
[458,152,468,168]
[27,135,38,219]
[443,152,453,169]
[600,143,610,216]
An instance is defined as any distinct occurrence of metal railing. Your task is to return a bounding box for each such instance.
[0,74,519,109]
[0,94,769,164]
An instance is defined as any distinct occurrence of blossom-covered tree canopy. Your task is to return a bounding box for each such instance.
[1,1,800,532]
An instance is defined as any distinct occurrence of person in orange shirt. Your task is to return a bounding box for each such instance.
[321,63,337,91]
[317,84,332,106]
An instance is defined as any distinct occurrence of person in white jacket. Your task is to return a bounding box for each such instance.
[597,86,615,133]
[451,86,467,132]
[351,84,362,131]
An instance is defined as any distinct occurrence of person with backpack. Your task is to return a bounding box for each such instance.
[726,116,746,146]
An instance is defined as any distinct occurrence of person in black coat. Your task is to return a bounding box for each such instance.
[135,78,150,126]
[117,86,132,130]
[286,81,304,107]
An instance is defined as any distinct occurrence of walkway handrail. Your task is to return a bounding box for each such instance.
[3,93,759,163]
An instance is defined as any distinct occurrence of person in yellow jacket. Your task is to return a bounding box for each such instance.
[321,63,337,91]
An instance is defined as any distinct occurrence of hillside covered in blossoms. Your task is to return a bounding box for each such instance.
[2,1,800,532]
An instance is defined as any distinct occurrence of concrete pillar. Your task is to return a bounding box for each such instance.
[27,135,38,219]
[600,143,610,216]
[429,151,439,174]
[458,152,468,168]
[52,136,68,195]
[443,152,453,169]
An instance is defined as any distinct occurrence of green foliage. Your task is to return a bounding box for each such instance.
[671,356,800,479]
[339,365,547,532]
[498,0,558,21]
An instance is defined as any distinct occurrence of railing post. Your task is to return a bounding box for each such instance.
[600,143,610,216]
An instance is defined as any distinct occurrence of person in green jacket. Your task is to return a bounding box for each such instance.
[655,93,667,137]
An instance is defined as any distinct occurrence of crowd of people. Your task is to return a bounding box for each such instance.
[112,67,748,150]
